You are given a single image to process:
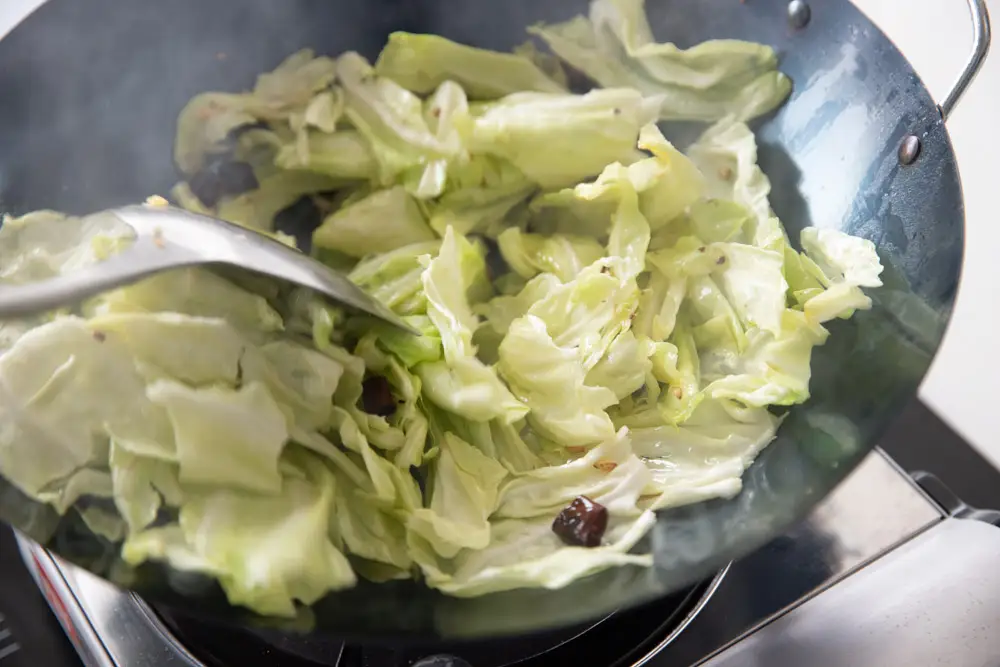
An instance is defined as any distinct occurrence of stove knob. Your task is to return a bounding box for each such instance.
[411,655,472,667]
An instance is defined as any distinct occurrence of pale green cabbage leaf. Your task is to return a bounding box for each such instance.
[470,88,662,188]
[375,32,566,98]
[530,0,791,121]
[312,186,436,257]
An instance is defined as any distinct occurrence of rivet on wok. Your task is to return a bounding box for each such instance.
[788,0,811,29]
[898,135,921,165]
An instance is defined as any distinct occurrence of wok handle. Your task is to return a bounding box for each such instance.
[939,0,992,120]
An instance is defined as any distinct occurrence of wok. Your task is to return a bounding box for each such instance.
[0,0,989,643]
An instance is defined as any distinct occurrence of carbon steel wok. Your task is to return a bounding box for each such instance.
[0,0,989,643]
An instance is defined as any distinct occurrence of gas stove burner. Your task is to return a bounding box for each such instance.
[148,574,721,667]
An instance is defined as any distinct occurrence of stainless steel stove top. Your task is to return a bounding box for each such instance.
[12,449,1000,667]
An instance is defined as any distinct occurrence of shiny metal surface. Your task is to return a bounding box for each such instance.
[16,540,113,667]
[0,204,412,330]
[939,0,992,119]
[700,517,1000,667]
[16,537,202,667]
[795,451,941,567]
[643,449,944,665]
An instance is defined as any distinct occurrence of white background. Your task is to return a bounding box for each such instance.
[2,1,1000,463]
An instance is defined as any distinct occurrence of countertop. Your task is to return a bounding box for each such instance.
[1,0,999,466]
